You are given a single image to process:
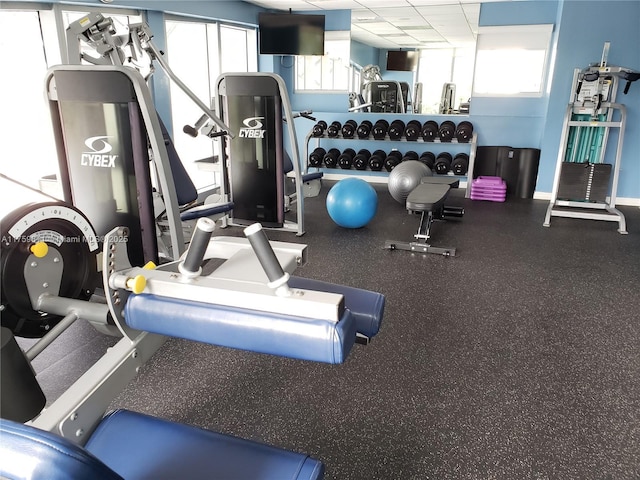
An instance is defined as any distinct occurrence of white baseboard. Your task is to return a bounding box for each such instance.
[534,191,640,207]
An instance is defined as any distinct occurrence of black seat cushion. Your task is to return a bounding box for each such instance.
[406,183,450,211]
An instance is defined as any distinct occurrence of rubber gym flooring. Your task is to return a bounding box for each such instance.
[24,182,640,479]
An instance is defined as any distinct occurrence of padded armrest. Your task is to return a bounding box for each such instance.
[180,201,234,221]
[86,409,324,480]
[124,294,356,364]
[301,172,323,182]
[288,276,384,339]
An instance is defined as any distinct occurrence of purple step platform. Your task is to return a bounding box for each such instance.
[470,176,507,202]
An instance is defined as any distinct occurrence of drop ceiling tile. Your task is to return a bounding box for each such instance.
[426,14,468,27]
[410,30,446,41]
[369,7,419,18]
[307,0,363,9]
[409,0,459,5]
[356,22,403,35]
[393,18,432,28]
[435,25,473,34]
[355,0,412,7]
[415,4,464,16]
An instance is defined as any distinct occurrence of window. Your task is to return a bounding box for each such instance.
[0,9,58,200]
[295,31,350,92]
[220,24,257,73]
[0,5,144,212]
[416,48,475,114]
[165,19,257,190]
[473,24,553,97]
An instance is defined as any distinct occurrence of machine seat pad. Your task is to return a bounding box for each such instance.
[288,276,384,338]
[0,418,123,480]
[180,201,234,221]
[406,183,451,212]
[124,294,356,364]
[85,409,324,480]
[421,176,460,188]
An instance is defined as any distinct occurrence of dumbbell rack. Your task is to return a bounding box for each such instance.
[304,121,478,198]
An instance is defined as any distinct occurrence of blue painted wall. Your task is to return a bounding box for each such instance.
[351,39,380,69]
[539,0,640,198]
[475,0,640,199]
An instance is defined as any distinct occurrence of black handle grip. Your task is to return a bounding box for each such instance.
[183,125,198,138]
[208,130,229,139]
[181,218,215,275]
[244,223,287,286]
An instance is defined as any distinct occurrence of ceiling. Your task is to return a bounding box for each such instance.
[242,0,503,49]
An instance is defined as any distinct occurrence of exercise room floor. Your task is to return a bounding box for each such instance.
[24,182,640,479]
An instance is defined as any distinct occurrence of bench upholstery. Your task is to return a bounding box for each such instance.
[0,409,324,480]
[124,294,357,364]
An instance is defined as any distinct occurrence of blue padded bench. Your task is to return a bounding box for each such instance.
[124,294,357,364]
[0,409,324,480]
[123,278,384,363]
[288,276,384,340]
[301,171,323,183]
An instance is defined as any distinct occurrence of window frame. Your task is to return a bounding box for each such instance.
[472,24,554,98]
[164,15,258,190]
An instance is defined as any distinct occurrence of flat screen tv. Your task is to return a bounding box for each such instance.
[259,13,325,56]
[386,50,419,71]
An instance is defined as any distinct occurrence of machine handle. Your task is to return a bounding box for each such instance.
[183,125,199,138]
[179,218,215,277]
[207,130,229,139]
[244,223,290,293]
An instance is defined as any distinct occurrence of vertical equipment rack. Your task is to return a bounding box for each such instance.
[544,47,639,234]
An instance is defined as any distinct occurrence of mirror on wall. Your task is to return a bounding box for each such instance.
[348,3,480,115]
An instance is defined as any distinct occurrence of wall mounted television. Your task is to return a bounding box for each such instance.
[386,50,419,71]
[258,13,325,56]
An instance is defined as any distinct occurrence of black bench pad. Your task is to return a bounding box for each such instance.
[421,176,460,188]
[406,183,451,212]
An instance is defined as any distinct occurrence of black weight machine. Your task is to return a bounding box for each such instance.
[213,72,322,236]
[349,64,410,113]
[66,13,320,243]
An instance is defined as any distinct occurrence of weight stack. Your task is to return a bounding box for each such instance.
[557,162,612,203]
[470,176,507,202]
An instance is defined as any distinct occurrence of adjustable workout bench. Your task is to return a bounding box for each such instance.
[385,177,464,256]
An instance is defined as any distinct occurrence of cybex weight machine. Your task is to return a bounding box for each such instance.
[66,13,317,243]
[544,45,639,233]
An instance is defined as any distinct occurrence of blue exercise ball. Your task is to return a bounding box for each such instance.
[326,178,378,228]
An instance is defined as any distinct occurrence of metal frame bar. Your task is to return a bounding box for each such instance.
[385,210,456,257]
